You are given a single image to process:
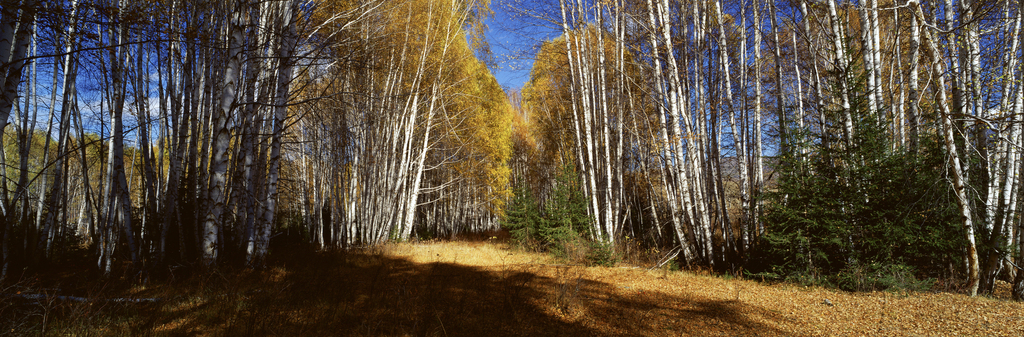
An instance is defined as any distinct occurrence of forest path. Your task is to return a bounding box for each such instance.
[5,240,1023,336]
[383,241,1024,336]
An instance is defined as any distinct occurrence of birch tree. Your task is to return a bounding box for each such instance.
[911,1,980,296]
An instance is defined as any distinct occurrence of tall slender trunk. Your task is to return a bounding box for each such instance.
[0,0,37,138]
[752,0,765,238]
[859,2,879,115]
[769,0,786,156]
[912,2,980,297]
[205,0,249,266]
[1014,66,1024,299]
[643,0,693,262]
[106,0,139,267]
[826,0,853,147]
[908,7,921,154]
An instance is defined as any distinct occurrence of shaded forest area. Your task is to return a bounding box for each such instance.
[1,0,512,275]
[3,241,1023,335]
[1,0,1023,307]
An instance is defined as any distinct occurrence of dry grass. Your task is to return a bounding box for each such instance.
[3,240,1023,336]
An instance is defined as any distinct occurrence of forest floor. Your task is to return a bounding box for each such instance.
[3,239,1024,336]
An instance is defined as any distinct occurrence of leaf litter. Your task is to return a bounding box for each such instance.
[390,241,1024,336]
[4,240,1022,336]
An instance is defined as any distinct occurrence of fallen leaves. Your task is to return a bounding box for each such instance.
[6,240,1023,336]
[406,241,1024,336]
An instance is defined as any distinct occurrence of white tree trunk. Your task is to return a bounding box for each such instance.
[912,2,980,297]
[826,0,854,147]
[252,0,298,267]
[204,0,249,266]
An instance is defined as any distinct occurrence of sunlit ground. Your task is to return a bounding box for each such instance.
[3,239,1022,336]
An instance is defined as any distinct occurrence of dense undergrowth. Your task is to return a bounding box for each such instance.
[502,162,621,268]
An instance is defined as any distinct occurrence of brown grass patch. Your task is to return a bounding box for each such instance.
[2,241,1023,336]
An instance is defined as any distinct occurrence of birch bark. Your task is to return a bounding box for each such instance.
[912,1,980,296]
[204,0,249,266]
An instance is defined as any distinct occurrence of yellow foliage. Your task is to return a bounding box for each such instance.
[298,0,514,218]
[449,55,514,213]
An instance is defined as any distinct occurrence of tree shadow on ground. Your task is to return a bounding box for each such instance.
[138,244,790,336]
[2,241,790,336]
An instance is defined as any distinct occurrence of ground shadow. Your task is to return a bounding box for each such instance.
[3,242,792,336]
[138,244,790,336]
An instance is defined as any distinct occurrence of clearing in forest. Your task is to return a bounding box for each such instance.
[3,240,1023,336]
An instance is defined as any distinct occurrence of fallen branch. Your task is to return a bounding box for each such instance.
[2,293,161,303]
[650,246,682,270]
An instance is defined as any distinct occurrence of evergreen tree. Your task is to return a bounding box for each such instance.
[502,162,591,247]
[754,70,963,291]
[502,162,611,265]
[541,162,592,243]
[501,181,542,247]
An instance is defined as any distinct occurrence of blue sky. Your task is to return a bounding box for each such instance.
[485,6,532,90]
[483,2,561,91]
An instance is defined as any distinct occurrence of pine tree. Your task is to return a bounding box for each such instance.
[541,162,592,243]
[755,68,963,291]
[501,182,541,248]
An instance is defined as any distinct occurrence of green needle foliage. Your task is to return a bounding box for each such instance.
[502,162,610,265]
[541,163,592,243]
[503,181,543,248]
[753,71,963,292]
